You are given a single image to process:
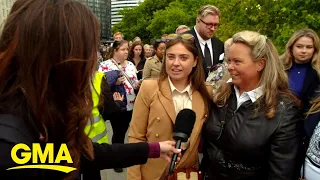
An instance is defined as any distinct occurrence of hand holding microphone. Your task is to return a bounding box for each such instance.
[159,141,182,163]
[168,109,196,175]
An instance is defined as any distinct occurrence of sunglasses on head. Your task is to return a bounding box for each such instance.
[166,34,195,42]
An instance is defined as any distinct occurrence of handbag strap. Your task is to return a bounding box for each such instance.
[301,158,305,180]
[111,59,135,88]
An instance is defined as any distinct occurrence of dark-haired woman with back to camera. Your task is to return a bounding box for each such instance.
[127,34,212,180]
[0,1,181,180]
[201,31,301,180]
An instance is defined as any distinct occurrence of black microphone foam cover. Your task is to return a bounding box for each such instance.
[174,109,196,139]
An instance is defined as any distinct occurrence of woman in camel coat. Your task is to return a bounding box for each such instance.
[127,34,212,180]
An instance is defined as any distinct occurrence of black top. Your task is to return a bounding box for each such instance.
[288,62,320,114]
[0,113,149,180]
[99,77,123,120]
[0,78,146,180]
[201,88,301,180]
[129,57,146,80]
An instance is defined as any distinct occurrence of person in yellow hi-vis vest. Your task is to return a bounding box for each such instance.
[85,71,109,144]
[83,71,124,180]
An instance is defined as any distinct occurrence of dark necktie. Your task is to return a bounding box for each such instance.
[204,43,212,70]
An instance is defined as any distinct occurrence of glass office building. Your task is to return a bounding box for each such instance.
[79,0,112,41]
[111,0,143,26]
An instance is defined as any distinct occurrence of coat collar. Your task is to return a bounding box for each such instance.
[157,77,205,135]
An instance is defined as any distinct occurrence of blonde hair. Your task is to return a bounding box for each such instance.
[214,31,295,119]
[307,94,320,117]
[113,31,123,39]
[224,38,233,55]
[197,5,221,19]
[175,25,190,34]
[280,28,320,75]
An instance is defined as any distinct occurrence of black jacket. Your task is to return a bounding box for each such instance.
[185,28,224,79]
[0,115,149,180]
[201,89,301,180]
[293,63,320,114]
[129,57,146,80]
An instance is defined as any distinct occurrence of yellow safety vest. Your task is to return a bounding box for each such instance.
[84,72,109,144]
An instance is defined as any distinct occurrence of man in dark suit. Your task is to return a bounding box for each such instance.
[185,5,224,79]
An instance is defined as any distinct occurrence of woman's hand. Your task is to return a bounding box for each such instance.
[113,92,124,101]
[115,76,125,85]
[134,80,142,89]
[159,141,181,163]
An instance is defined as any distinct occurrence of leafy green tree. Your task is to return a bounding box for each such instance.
[112,0,175,42]
[112,0,320,52]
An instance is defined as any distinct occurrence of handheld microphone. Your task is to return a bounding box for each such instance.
[168,109,196,175]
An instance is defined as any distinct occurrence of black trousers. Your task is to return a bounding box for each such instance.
[82,170,101,180]
[109,110,132,144]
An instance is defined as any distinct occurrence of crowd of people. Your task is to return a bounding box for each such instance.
[1,1,320,180]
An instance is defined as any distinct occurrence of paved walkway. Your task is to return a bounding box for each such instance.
[100,121,127,180]
[99,121,203,180]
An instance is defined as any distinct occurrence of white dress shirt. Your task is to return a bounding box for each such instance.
[168,77,193,114]
[168,77,193,150]
[194,26,214,64]
[227,78,264,109]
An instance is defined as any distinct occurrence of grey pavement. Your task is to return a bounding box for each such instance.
[99,121,203,180]
[100,121,127,180]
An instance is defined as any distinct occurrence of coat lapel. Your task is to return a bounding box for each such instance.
[188,28,209,77]
[301,65,317,98]
[157,78,176,123]
[191,29,205,59]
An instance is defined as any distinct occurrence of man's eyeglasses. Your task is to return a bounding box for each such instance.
[166,34,195,42]
[199,19,220,29]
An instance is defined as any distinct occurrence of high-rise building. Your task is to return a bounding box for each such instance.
[79,0,112,41]
[111,0,143,26]
[0,0,15,28]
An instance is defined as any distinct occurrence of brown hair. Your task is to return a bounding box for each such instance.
[307,94,320,117]
[108,40,128,59]
[280,28,320,75]
[159,35,211,112]
[0,0,99,178]
[129,41,145,60]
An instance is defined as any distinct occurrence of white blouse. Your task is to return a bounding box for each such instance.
[99,59,138,111]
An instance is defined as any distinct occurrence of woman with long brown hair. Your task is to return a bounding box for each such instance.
[0,0,180,179]
[280,29,320,178]
[127,34,212,179]
[128,41,146,80]
[280,29,320,110]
